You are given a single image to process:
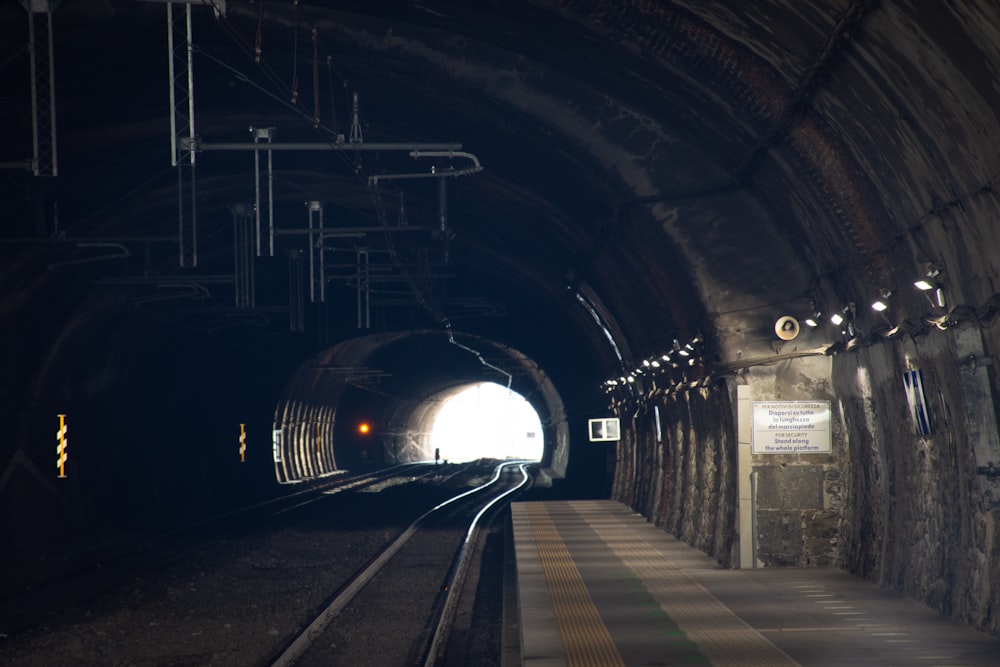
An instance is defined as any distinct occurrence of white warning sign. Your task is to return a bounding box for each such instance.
[752,401,831,454]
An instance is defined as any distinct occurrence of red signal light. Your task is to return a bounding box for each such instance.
[358,422,371,435]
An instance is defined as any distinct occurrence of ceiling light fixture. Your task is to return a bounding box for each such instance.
[914,276,947,308]
[872,288,893,312]
[804,306,822,327]
[830,312,844,326]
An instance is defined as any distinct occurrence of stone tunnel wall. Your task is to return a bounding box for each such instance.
[743,356,843,569]
[612,327,1000,635]
[611,354,843,571]
[612,386,739,568]
[832,326,1000,635]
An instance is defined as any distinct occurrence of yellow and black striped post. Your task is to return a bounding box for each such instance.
[239,423,246,463]
[56,414,68,478]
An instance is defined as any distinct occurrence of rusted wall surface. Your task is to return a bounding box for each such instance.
[833,330,1000,634]
[613,387,738,567]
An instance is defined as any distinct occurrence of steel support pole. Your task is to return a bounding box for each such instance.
[307,202,324,302]
[252,127,274,256]
[308,205,315,303]
[288,250,304,332]
[169,2,198,267]
[357,248,370,329]
[318,209,326,304]
[268,147,275,255]
[25,0,58,177]
[438,177,448,235]
[253,144,261,256]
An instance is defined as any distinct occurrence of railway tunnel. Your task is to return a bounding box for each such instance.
[3,0,1000,642]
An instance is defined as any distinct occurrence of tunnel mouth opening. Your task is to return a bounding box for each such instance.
[427,382,544,464]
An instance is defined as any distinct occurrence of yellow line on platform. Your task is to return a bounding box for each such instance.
[573,501,801,667]
[526,503,625,667]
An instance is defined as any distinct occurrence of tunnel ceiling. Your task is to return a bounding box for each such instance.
[3,0,1000,407]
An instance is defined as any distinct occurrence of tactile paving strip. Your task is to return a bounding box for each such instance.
[568,501,800,667]
[526,502,626,667]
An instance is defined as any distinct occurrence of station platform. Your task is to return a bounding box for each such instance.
[510,500,1000,666]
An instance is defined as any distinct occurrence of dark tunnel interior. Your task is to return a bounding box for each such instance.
[5,0,1000,638]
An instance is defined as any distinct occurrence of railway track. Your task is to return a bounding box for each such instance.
[268,461,531,666]
[0,462,442,635]
[0,460,533,667]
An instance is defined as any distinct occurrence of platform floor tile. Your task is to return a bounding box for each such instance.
[512,500,1000,667]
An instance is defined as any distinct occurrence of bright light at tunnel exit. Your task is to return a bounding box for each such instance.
[429,382,543,463]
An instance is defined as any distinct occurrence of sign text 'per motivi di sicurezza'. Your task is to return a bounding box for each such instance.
[751,401,832,454]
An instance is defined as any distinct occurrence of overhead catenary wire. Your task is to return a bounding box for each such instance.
[178,1,485,327]
[191,3,366,170]
[192,8,301,112]
[63,166,177,234]
[0,42,28,72]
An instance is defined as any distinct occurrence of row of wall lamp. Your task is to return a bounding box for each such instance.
[801,266,947,334]
[603,335,703,388]
[876,265,947,313]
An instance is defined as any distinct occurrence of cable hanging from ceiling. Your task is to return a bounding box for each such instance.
[254,0,264,62]
[289,0,299,105]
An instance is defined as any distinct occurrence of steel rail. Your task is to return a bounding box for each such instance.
[268,461,527,667]
[420,462,532,667]
[0,463,428,635]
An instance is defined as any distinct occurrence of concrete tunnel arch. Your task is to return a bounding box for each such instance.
[271,330,569,484]
[5,0,1000,643]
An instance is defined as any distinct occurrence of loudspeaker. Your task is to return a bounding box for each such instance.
[774,316,800,341]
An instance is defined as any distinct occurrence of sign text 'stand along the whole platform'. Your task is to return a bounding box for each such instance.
[751,401,832,454]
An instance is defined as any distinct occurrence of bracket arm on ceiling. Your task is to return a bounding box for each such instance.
[191,141,463,152]
[368,151,483,185]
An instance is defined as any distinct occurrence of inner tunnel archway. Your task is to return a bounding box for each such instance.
[271,331,570,483]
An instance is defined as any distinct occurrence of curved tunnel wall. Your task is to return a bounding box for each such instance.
[609,326,1000,635]
[5,0,1000,644]
[2,273,289,538]
[589,1,1000,638]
